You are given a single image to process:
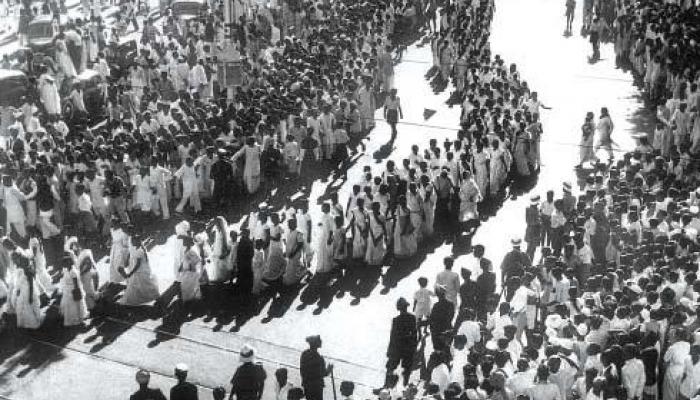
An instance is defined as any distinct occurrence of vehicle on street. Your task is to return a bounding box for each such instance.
[170,0,207,21]
[60,68,106,122]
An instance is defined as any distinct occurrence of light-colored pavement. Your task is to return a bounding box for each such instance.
[0,0,650,399]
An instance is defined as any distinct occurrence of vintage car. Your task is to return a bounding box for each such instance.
[26,14,69,54]
[0,69,29,108]
[60,69,106,122]
[171,0,208,21]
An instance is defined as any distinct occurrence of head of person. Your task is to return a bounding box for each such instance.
[306,335,322,350]
[444,256,454,270]
[135,369,150,388]
[473,244,485,258]
[213,386,226,400]
[174,364,188,382]
[396,297,409,313]
[275,368,288,387]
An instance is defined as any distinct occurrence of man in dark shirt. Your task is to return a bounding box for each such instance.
[170,364,198,400]
[499,238,531,284]
[475,258,496,320]
[104,169,130,223]
[236,229,254,307]
[210,149,234,208]
[429,287,455,353]
[386,297,418,387]
[300,335,332,400]
[561,182,577,217]
[229,345,267,400]
[456,268,477,328]
[130,370,167,400]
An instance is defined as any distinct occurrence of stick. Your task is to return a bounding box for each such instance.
[330,367,338,400]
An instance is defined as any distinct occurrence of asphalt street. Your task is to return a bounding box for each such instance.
[0,0,652,398]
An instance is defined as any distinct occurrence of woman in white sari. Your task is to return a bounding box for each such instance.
[208,216,232,283]
[56,35,77,82]
[76,249,99,310]
[283,219,306,286]
[13,253,44,329]
[489,139,508,197]
[120,235,160,306]
[178,236,202,303]
[59,255,88,327]
[315,204,335,274]
[406,183,424,245]
[458,170,482,231]
[29,229,53,296]
[394,195,416,259]
[350,198,369,260]
[109,221,130,285]
[38,71,61,116]
[365,202,386,267]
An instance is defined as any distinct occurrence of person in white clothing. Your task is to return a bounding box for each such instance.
[2,175,27,239]
[621,343,646,400]
[174,157,201,214]
[189,59,208,95]
[435,256,460,306]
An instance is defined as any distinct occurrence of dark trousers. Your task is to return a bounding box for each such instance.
[212,179,229,207]
[303,384,323,400]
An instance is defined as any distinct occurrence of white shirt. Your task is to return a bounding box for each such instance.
[457,320,481,349]
[510,285,529,314]
[78,193,92,213]
[621,358,645,400]
[435,269,461,304]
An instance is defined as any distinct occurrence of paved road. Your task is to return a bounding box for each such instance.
[0,0,651,399]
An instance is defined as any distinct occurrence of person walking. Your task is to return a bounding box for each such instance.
[386,297,418,387]
[300,335,333,400]
[229,344,267,400]
[435,256,460,307]
[383,89,403,142]
[428,287,455,353]
[579,112,596,166]
[595,107,615,162]
[499,238,531,284]
[524,195,542,260]
[565,0,576,34]
[174,157,202,215]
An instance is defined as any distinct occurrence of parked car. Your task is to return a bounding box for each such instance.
[26,15,67,54]
[0,69,30,137]
[0,69,29,108]
[170,0,207,21]
[60,69,106,122]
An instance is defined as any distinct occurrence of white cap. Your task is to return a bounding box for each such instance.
[175,363,188,372]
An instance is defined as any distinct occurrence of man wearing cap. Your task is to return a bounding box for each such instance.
[170,363,198,400]
[500,238,531,285]
[130,369,167,400]
[524,195,542,260]
[230,344,267,400]
[300,335,333,400]
[386,297,418,387]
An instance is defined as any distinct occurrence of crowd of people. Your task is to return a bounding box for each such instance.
[376,4,700,400]
[4,0,700,399]
[0,0,434,323]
